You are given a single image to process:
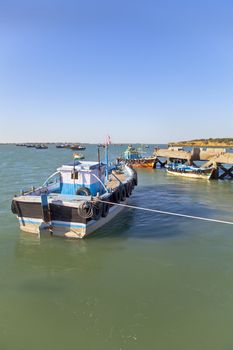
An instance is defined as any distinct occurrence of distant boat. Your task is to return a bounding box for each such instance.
[70,144,86,150]
[165,163,214,180]
[56,144,66,148]
[118,145,156,168]
[35,144,48,149]
[26,144,35,148]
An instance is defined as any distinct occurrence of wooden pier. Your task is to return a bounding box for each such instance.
[153,147,233,179]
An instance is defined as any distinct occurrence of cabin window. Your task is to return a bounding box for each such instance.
[71,171,79,179]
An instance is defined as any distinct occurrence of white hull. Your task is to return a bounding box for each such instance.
[17,201,126,238]
[166,169,213,180]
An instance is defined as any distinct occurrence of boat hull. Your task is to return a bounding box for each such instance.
[166,168,214,179]
[118,158,156,168]
[70,146,86,150]
[16,201,126,238]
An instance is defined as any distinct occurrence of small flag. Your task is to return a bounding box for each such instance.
[105,135,111,145]
[73,153,84,160]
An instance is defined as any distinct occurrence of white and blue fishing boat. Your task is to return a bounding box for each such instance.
[11,146,137,238]
[165,162,214,180]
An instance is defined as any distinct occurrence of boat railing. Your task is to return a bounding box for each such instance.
[19,184,48,196]
[90,173,108,194]
[42,171,61,193]
[43,171,61,187]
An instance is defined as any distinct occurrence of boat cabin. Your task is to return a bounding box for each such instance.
[44,160,106,196]
[124,146,140,160]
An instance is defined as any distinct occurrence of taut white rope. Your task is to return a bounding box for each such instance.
[97,200,233,226]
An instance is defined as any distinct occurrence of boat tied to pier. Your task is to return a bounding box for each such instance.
[165,162,215,180]
[11,146,137,238]
[117,145,156,168]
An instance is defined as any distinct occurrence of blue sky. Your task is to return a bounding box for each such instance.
[0,0,233,143]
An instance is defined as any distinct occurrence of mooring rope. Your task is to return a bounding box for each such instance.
[96,200,233,226]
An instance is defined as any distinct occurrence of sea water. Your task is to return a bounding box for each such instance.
[0,144,233,350]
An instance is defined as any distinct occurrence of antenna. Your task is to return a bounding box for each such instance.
[105,135,111,182]
[105,143,109,181]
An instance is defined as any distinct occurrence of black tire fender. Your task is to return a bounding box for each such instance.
[11,200,18,214]
[76,187,91,196]
[113,188,121,203]
[92,202,103,220]
[126,182,132,196]
[132,169,138,186]
[102,202,110,217]
[133,175,138,186]
[120,185,126,201]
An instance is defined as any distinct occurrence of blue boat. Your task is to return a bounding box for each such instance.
[165,162,214,180]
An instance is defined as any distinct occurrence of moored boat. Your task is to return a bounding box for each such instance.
[165,163,214,179]
[118,145,156,168]
[70,144,86,150]
[35,144,48,149]
[11,154,137,238]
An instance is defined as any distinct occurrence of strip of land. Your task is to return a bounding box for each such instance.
[169,138,233,148]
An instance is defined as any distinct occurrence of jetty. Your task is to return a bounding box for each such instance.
[153,147,233,179]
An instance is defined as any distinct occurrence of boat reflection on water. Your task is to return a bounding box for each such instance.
[15,231,89,271]
[14,211,134,274]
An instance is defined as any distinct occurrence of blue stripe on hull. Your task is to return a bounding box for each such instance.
[19,217,86,229]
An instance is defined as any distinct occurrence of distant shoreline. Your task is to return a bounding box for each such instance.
[0,142,159,145]
[169,139,233,148]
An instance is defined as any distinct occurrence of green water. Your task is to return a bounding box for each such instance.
[1,145,233,350]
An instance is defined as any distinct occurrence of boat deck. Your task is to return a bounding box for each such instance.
[106,171,127,190]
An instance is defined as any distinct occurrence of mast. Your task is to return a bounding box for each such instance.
[105,143,109,181]
[104,135,111,182]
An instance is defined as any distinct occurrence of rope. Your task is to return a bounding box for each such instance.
[77,201,93,219]
[96,200,233,226]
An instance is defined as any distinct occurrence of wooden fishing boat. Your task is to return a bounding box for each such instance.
[11,148,137,238]
[165,163,214,179]
[117,145,156,168]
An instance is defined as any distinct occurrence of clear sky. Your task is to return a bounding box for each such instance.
[0,0,233,143]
